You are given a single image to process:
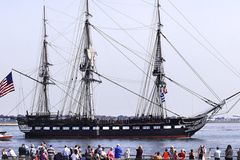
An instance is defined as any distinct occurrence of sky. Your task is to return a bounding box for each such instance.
[1,0,240,118]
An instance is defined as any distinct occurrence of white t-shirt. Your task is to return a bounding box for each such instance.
[214,150,221,158]
[71,153,79,160]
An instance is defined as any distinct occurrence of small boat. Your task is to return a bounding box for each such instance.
[0,131,13,140]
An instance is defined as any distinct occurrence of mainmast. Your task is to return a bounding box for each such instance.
[61,0,100,119]
[79,0,96,119]
[85,0,91,47]
[32,6,51,115]
[78,0,102,119]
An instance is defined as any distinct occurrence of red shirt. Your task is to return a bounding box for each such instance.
[107,150,114,160]
[163,151,170,160]
[178,152,186,160]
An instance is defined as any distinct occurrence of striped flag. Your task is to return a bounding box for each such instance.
[0,72,15,97]
[160,92,165,102]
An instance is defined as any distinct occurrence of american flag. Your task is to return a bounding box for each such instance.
[0,72,15,97]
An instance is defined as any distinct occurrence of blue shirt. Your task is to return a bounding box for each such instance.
[115,146,122,158]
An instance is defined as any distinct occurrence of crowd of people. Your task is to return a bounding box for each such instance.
[1,142,240,160]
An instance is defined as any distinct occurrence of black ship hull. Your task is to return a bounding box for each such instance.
[17,114,207,139]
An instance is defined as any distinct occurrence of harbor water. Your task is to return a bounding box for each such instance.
[0,123,239,156]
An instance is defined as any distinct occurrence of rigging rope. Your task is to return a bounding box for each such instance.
[94,0,151,29]
[166,0,240,79]
[7,86,35,116]
[92,71,181,117]
[161,33,221,102]
[215,94,240,116]
[92,1,151,61]
[92,25,151,76]
[90,12,221,117]
[93,25,154,31]
[49,78,82,115]
[164,75,218,107]
[47,23,80,49]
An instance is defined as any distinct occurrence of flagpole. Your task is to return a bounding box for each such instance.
[12,68,54,85]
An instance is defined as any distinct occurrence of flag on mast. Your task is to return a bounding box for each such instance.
[0,72,15,97]
[160,92,165,102]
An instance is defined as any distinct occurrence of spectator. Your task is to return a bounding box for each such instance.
[237,148,240,160]
[25,144,30,157]
[95,145,102,155]
[100,147,107,160]
[2,148,8,160]
[47,145,56,160]
[29,144,37,160]
[173,150,178,160]
[169,146,175,160]
[124,148,130,160]
[54,152,63,160]
[189,149,194,160]
[153,152,162,160]
[107,147,114,160]
[198,145,206,160]
[136,145,143,160]
[71,149,80,160]
[163,148,170,160]
[41,148,49,160]
[8,148,17,160]
[214,147,221,160]
[178,149,186,160]
[62,145,71,160]
[77,145,82,160]
[19,144,27,159]
[85,145,93,160]
[114,144,122,159]
[225,144,233,160]
[38,142,46,160]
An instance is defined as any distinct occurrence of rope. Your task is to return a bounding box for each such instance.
[161,33,221,101]
[164,75,218,106]
[92,71,181,117]
[92,1,150,61]
[7,87,35,116]
[166,0,240,79]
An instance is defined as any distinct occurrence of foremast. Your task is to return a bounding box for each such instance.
[32,6,51,116]
[136,0,167,118]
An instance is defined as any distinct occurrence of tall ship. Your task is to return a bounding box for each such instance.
[16,0,240,138]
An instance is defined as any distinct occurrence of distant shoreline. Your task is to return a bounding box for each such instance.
[0,122,18,126]
[208,120,240,123]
